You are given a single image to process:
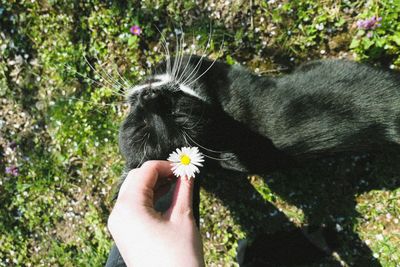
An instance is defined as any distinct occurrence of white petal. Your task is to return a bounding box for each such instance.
[168,153,180,163]
[170,162,179,170]
[190,164,199,174]
[167,146,204,178]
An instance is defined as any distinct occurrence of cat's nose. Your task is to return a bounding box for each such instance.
[139,89,167,112]
[144,89,157,99]
[139,89,158,105]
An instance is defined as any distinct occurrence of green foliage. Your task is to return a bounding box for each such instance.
[0,0,399,266]
[350,0,400,67]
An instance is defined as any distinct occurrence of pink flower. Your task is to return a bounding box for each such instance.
[130,25,142,36]
[357,16,382,30]
[5,165,19,176]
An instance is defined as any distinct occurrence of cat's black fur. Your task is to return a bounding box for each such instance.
[119,55,400,173]
[113,56,400,266]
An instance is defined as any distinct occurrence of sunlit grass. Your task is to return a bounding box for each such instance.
[1,0,399,266]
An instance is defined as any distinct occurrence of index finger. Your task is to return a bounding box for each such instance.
[117,160,173,204]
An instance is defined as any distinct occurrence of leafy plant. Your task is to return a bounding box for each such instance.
[350,0,400,68]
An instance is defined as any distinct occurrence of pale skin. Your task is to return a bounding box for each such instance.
[108,160,205,267]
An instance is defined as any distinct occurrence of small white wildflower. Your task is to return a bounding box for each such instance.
[316,23,324,30]
[168,147,204,179]
[375,234,384,241]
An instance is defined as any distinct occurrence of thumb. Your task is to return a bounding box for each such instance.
[167,177,194,221]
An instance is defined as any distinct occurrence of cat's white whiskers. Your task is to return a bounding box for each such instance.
[171,31,182,80]
[182,131,233,161]
[186,52,223,88]
[183,131,226,153]
[175,30,186,83]
[136,133,150,168]
[144,134,149,157]
[182,107,205,130]
[62,97,123,123]
[171,30,184,81]
[180,28,213,86]
[94,56,129,91]
[159,39,171,76]
[131,132,150,144]
[93,55,128,91]
[38,65,124,120]
[110,58,134,90]
[181,130,190,147]
[156,26,172,76]
[82,57,126,97]
[66,96,122,108]
[179,104,195,128]
[83,57,124,96]
[179,52,204,86]
[62,64,125,97]
[186,39,225,88]
[202,153,235,161]
[176,36,196,84]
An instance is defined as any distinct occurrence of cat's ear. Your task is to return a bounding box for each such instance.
[218,152,249,173]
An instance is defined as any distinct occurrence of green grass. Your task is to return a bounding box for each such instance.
[1,0,399,266]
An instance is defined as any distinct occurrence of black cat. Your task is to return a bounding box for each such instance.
[119,55,400,174]
[109,54,400,267]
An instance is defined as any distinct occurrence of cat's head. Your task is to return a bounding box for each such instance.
[119,55,228,170]
[119,55,287,173]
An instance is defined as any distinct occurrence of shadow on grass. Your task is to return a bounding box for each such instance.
[201,150,400,266]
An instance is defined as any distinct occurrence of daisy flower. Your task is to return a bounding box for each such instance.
[168,147,204,179]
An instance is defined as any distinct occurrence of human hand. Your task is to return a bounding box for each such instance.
[108,160,204,267]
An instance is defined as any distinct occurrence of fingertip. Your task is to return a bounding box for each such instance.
[126,168,138,178]
[117,160,174,204]
[140,160,158,171]
[117,169,138,201]
[168,176,195,220]
[141,160,173,177]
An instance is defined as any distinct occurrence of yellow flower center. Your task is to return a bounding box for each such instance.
[180,154,191,165]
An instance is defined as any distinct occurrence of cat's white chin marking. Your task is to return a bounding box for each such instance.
[126,73,202,100]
